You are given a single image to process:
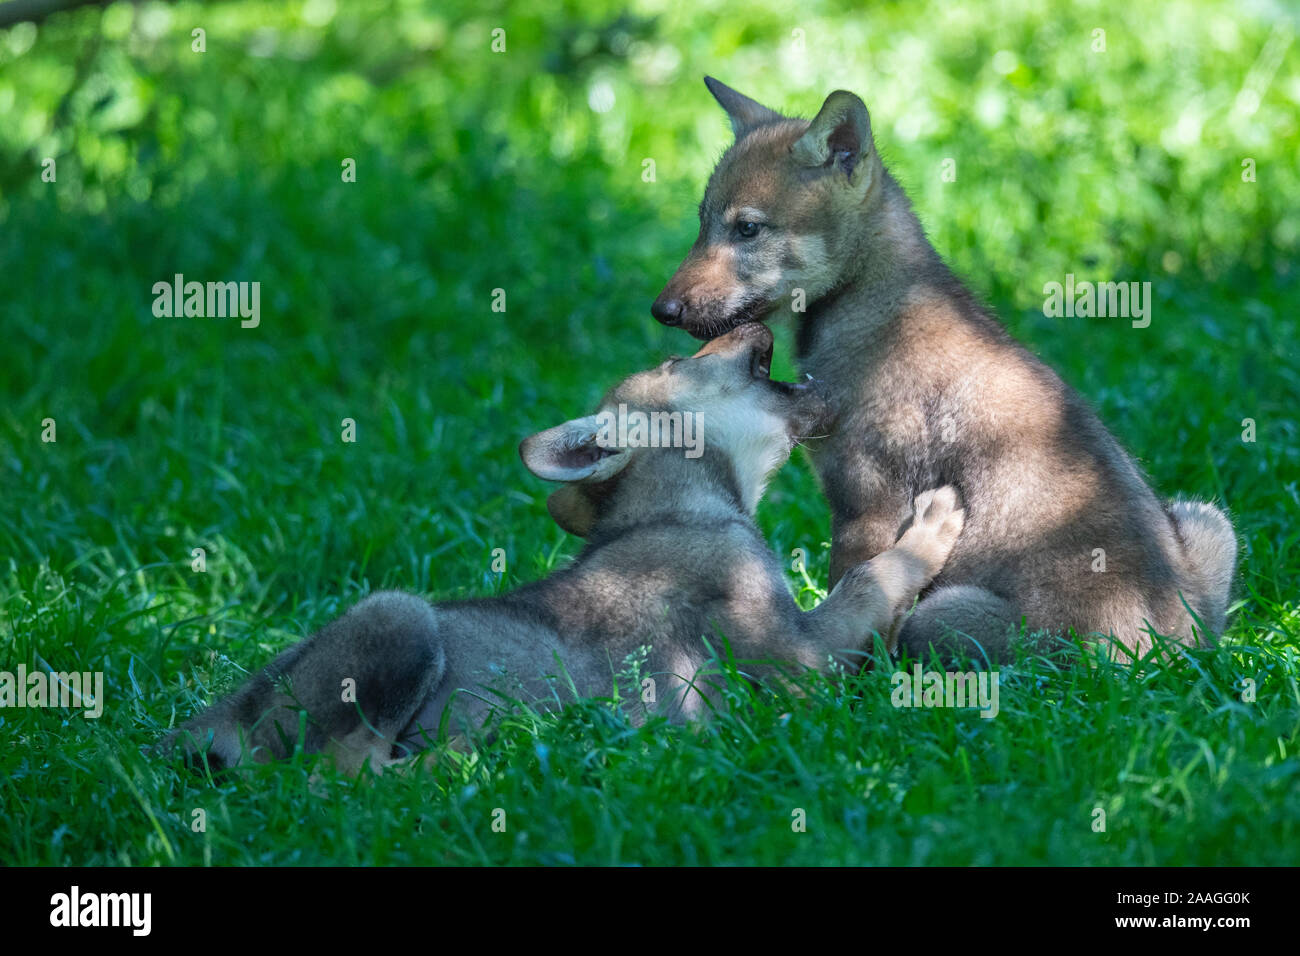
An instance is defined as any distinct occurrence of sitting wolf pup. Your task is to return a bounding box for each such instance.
[652,78,1236,660]
[162,323,964,774]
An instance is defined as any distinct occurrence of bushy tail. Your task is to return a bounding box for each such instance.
[1167,499,1238,636]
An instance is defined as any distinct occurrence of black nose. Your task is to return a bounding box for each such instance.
[652,296,684,326]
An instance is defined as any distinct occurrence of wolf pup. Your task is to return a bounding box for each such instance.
[162,323,965,774]
[652,78,1236,660]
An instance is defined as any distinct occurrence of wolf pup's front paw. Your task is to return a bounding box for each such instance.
[897,486,965,579]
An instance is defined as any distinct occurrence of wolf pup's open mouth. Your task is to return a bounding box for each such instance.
[740,333,829,436]
[691,298,776,342]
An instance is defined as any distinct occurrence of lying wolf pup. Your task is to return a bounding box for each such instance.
[162,323,964,773]
[652,78,1236,660]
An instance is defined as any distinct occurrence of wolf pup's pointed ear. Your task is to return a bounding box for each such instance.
[704,76,784,138]
[519,414,631,484]
[792,90,875,187]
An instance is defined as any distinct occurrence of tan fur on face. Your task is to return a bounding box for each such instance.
[654,114,883,340]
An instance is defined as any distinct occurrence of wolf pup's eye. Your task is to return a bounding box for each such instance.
[736,220,760,239]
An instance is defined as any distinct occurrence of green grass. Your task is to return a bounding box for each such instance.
[1,0,1297,865]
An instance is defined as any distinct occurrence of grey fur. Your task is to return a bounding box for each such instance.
[160,324,965,773]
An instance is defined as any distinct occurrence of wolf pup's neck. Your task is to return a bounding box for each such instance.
[584,451,753,547]
[795,169,949,365]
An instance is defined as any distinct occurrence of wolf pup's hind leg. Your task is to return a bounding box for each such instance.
[162,591,445,774]
[896,585,1024,668]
